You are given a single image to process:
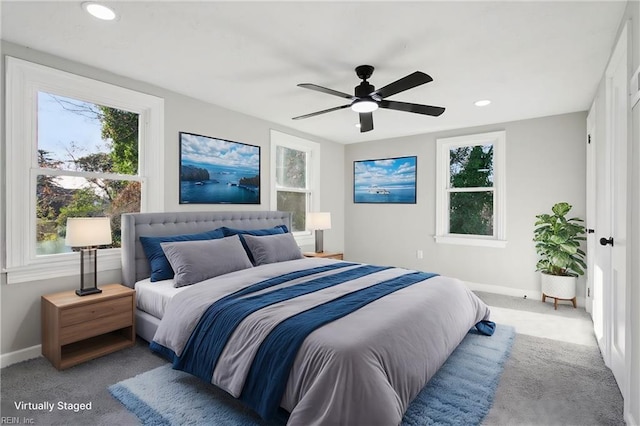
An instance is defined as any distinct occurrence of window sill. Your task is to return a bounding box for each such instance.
[3,249,122,284]
[434,235,508,248]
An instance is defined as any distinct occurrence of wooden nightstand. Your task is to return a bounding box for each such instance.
[303,251,344,260]
[41,284,135,370]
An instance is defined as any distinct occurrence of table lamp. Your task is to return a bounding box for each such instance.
[65,217,112,296]
[307,212,331,253]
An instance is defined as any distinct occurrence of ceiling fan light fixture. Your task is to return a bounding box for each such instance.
[351,99,378,113]
[82,2,117,21]
[474,99,491,107]
[293,65,444,132]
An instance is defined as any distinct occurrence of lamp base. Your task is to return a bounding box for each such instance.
[315,229,324,253]
[77,247,101,297]
[76,287,102,297]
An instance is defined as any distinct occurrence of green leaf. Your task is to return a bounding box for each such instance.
[560,243,577,254]
[552,202,572,216]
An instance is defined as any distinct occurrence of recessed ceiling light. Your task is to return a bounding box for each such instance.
[82,2,117,21]
[474,100,491,107]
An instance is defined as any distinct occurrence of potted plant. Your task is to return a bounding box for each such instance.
[533,202,587,309]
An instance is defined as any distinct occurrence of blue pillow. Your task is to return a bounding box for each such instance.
[140,228,225,281]
[220,225,289,264]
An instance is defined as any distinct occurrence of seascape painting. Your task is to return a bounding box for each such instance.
[353,156,417,204]
[179,132,260,204]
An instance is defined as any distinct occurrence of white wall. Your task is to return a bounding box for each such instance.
[345,112,587,299]
[0,41,345,357]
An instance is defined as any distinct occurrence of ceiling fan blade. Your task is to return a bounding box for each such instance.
[292,104,351,120]
[372,71,433,99]
[297,83,355,100]
[379,100,445,116]
[359,112,374,132]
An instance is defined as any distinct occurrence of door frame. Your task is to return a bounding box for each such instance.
[629,65,640,426]
[585,104,596,315]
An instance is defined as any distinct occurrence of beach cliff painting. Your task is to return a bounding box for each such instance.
[179,132,260,204]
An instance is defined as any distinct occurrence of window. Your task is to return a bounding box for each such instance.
[36,92,141,255]
[5,57,164,283]
[270,130,320,247]
[435,131,506,247]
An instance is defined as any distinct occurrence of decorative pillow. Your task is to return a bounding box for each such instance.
[160,235,253,288]
[220,225,289,264]
[242,232,304,266]
[140,228,225,282]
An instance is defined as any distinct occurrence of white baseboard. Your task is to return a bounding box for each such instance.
[1,344,42,368]
[464,280,585,308]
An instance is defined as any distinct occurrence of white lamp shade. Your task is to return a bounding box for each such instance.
[65,217,112,247]
[307,212,332,231]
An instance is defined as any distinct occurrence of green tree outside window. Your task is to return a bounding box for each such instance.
[449,145,494,235]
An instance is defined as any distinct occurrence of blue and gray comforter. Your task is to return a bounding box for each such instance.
[151,258,492,426]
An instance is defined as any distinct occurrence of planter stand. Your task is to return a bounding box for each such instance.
[541,293,577,310]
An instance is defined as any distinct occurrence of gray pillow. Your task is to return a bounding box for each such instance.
[160,235,252,288]
[242,232,304,266]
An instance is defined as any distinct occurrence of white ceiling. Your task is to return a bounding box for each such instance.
[1,1,627,144]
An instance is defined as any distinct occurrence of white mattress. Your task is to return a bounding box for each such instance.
[135,278,188,319]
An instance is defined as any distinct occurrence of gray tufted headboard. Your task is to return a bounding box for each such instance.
[121,211,292,287]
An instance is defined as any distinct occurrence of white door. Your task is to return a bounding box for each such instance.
[593,95,611,357]
[603,22,628,397]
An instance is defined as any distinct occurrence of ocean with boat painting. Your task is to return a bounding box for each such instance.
[353,156,417,204]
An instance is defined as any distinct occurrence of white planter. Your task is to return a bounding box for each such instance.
[540,272,576,299]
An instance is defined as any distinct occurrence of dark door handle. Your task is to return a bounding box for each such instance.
[600,237,614,246]
[587,229,595,234]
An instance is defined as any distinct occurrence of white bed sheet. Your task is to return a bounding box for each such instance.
[135,278,188,319]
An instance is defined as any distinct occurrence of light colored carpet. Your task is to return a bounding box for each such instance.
[476,291,623,425]
[484,333,623,426]
[475,291,597,347]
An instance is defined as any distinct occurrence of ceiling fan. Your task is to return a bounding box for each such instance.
[292,65,445,133]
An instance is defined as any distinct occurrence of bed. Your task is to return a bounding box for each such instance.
[121,210,492,426]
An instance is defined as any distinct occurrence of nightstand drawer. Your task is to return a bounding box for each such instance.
[60,310,132,345]
[61,295,132,327]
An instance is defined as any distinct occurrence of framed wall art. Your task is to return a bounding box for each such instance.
[179,131,260,204]
[353,156,417,204]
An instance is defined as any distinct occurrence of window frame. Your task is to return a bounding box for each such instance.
[4,57,165,284]
[435,130,507,248]
[269,130,320,248]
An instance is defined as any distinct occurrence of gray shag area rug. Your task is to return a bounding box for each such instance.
[108,325,515,425]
